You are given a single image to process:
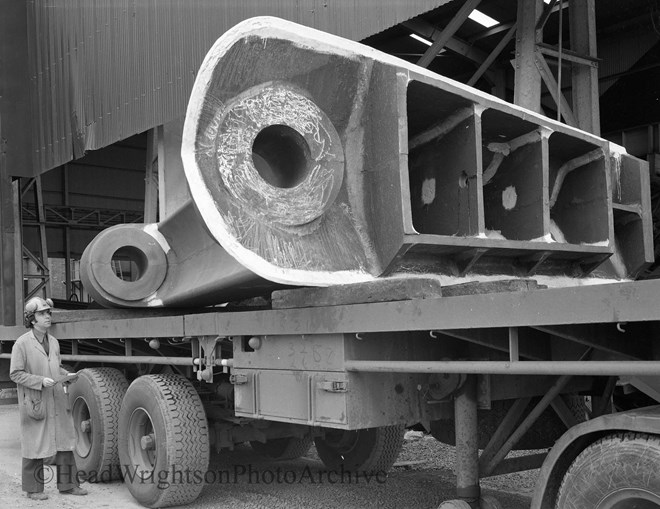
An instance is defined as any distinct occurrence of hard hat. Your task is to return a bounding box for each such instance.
[24,297,54,328]
[25,297,54,314]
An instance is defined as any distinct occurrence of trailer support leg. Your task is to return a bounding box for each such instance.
[455,375,480,503]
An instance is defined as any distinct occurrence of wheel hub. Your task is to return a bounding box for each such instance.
[127,407,157,475]
[323,430,359,454]
[72,397,92,458]
[140,434,155,451]
[598,488,660,509]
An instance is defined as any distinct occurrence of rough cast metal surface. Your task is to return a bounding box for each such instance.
[80,16,652,308]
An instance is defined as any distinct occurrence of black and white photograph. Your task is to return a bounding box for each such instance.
[1,1,659,508]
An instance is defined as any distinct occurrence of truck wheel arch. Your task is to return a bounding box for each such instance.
[531,405,660,509]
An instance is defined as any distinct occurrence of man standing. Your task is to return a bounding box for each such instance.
[10,296,88,500]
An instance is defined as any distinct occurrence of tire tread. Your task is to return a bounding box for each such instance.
[120,374,209,508]
[555,432,660,508]
[315,425,405,474]
[74,367,128,481]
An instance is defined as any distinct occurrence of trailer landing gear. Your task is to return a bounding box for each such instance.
[439,376,504,509]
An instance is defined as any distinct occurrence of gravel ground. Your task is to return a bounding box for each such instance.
[0,404,537,509]
[191,434,537,509]
[395,431,541,500]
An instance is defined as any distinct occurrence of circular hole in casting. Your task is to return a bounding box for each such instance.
[111,246,148,282]
[252,125,311,188]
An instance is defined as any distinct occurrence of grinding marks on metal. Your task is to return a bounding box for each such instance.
[80,16,652,308]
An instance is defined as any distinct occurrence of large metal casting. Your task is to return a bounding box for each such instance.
[80,16,652,307]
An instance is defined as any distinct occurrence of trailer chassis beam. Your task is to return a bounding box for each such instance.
[344,360,660,376]
[0,353,232,367]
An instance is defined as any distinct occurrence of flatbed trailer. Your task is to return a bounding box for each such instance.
[2,10,660,509]
[2,277,660,508]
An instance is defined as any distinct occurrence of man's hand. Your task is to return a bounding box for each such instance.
[64,372,79,384]
[42,377,55,387]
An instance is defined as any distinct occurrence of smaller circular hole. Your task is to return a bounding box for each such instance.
[111,246,148,282]
[252,125,311,188]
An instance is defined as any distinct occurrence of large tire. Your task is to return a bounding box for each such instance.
[438,501,472,509]
[314,425,404,473]
[118,374,209,508]
[250,436,313,460]
[438,498,502,509]
[430,396,588,450]
[70,367,128,481]
[555,432,660,508]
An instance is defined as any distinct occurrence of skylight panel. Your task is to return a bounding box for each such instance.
[410,33,433,46]
[468,9,499,28]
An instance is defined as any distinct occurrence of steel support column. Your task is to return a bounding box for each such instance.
[0,168,18,326]
[63,165,72,300]
[513,0,542,111]
[0,0,29,325]
[144,128,159,223]
[454,375,480,501]
[569,0,600,135]
[20,177,50,300]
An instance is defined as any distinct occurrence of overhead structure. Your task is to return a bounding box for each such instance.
[79,17,652,308]
[0,0,453,324]
[0,0,454,179]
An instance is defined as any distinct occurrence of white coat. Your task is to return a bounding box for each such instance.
[9,329,77,459]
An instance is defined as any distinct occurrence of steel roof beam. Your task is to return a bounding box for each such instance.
[417,0,482,68]
[403,19,490,65]
[467,23,517,86]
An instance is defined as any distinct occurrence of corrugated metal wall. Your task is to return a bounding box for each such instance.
[12,0,452,177]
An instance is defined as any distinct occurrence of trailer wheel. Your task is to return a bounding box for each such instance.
[438,496,501,509]
[480,495,503,509]
[555,432,660,508]
[118,374,209,508]
[70,367,128,481]
[250,436,313,460]
[438,500,472,509]
[314,425,404,473]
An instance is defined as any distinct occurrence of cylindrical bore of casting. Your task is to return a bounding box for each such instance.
[205,82,345,226]
[252,125,311,189]
[82,226,167,302]
[112,246,150,280]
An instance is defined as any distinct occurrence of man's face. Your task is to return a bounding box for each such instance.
[32,309,52,329]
